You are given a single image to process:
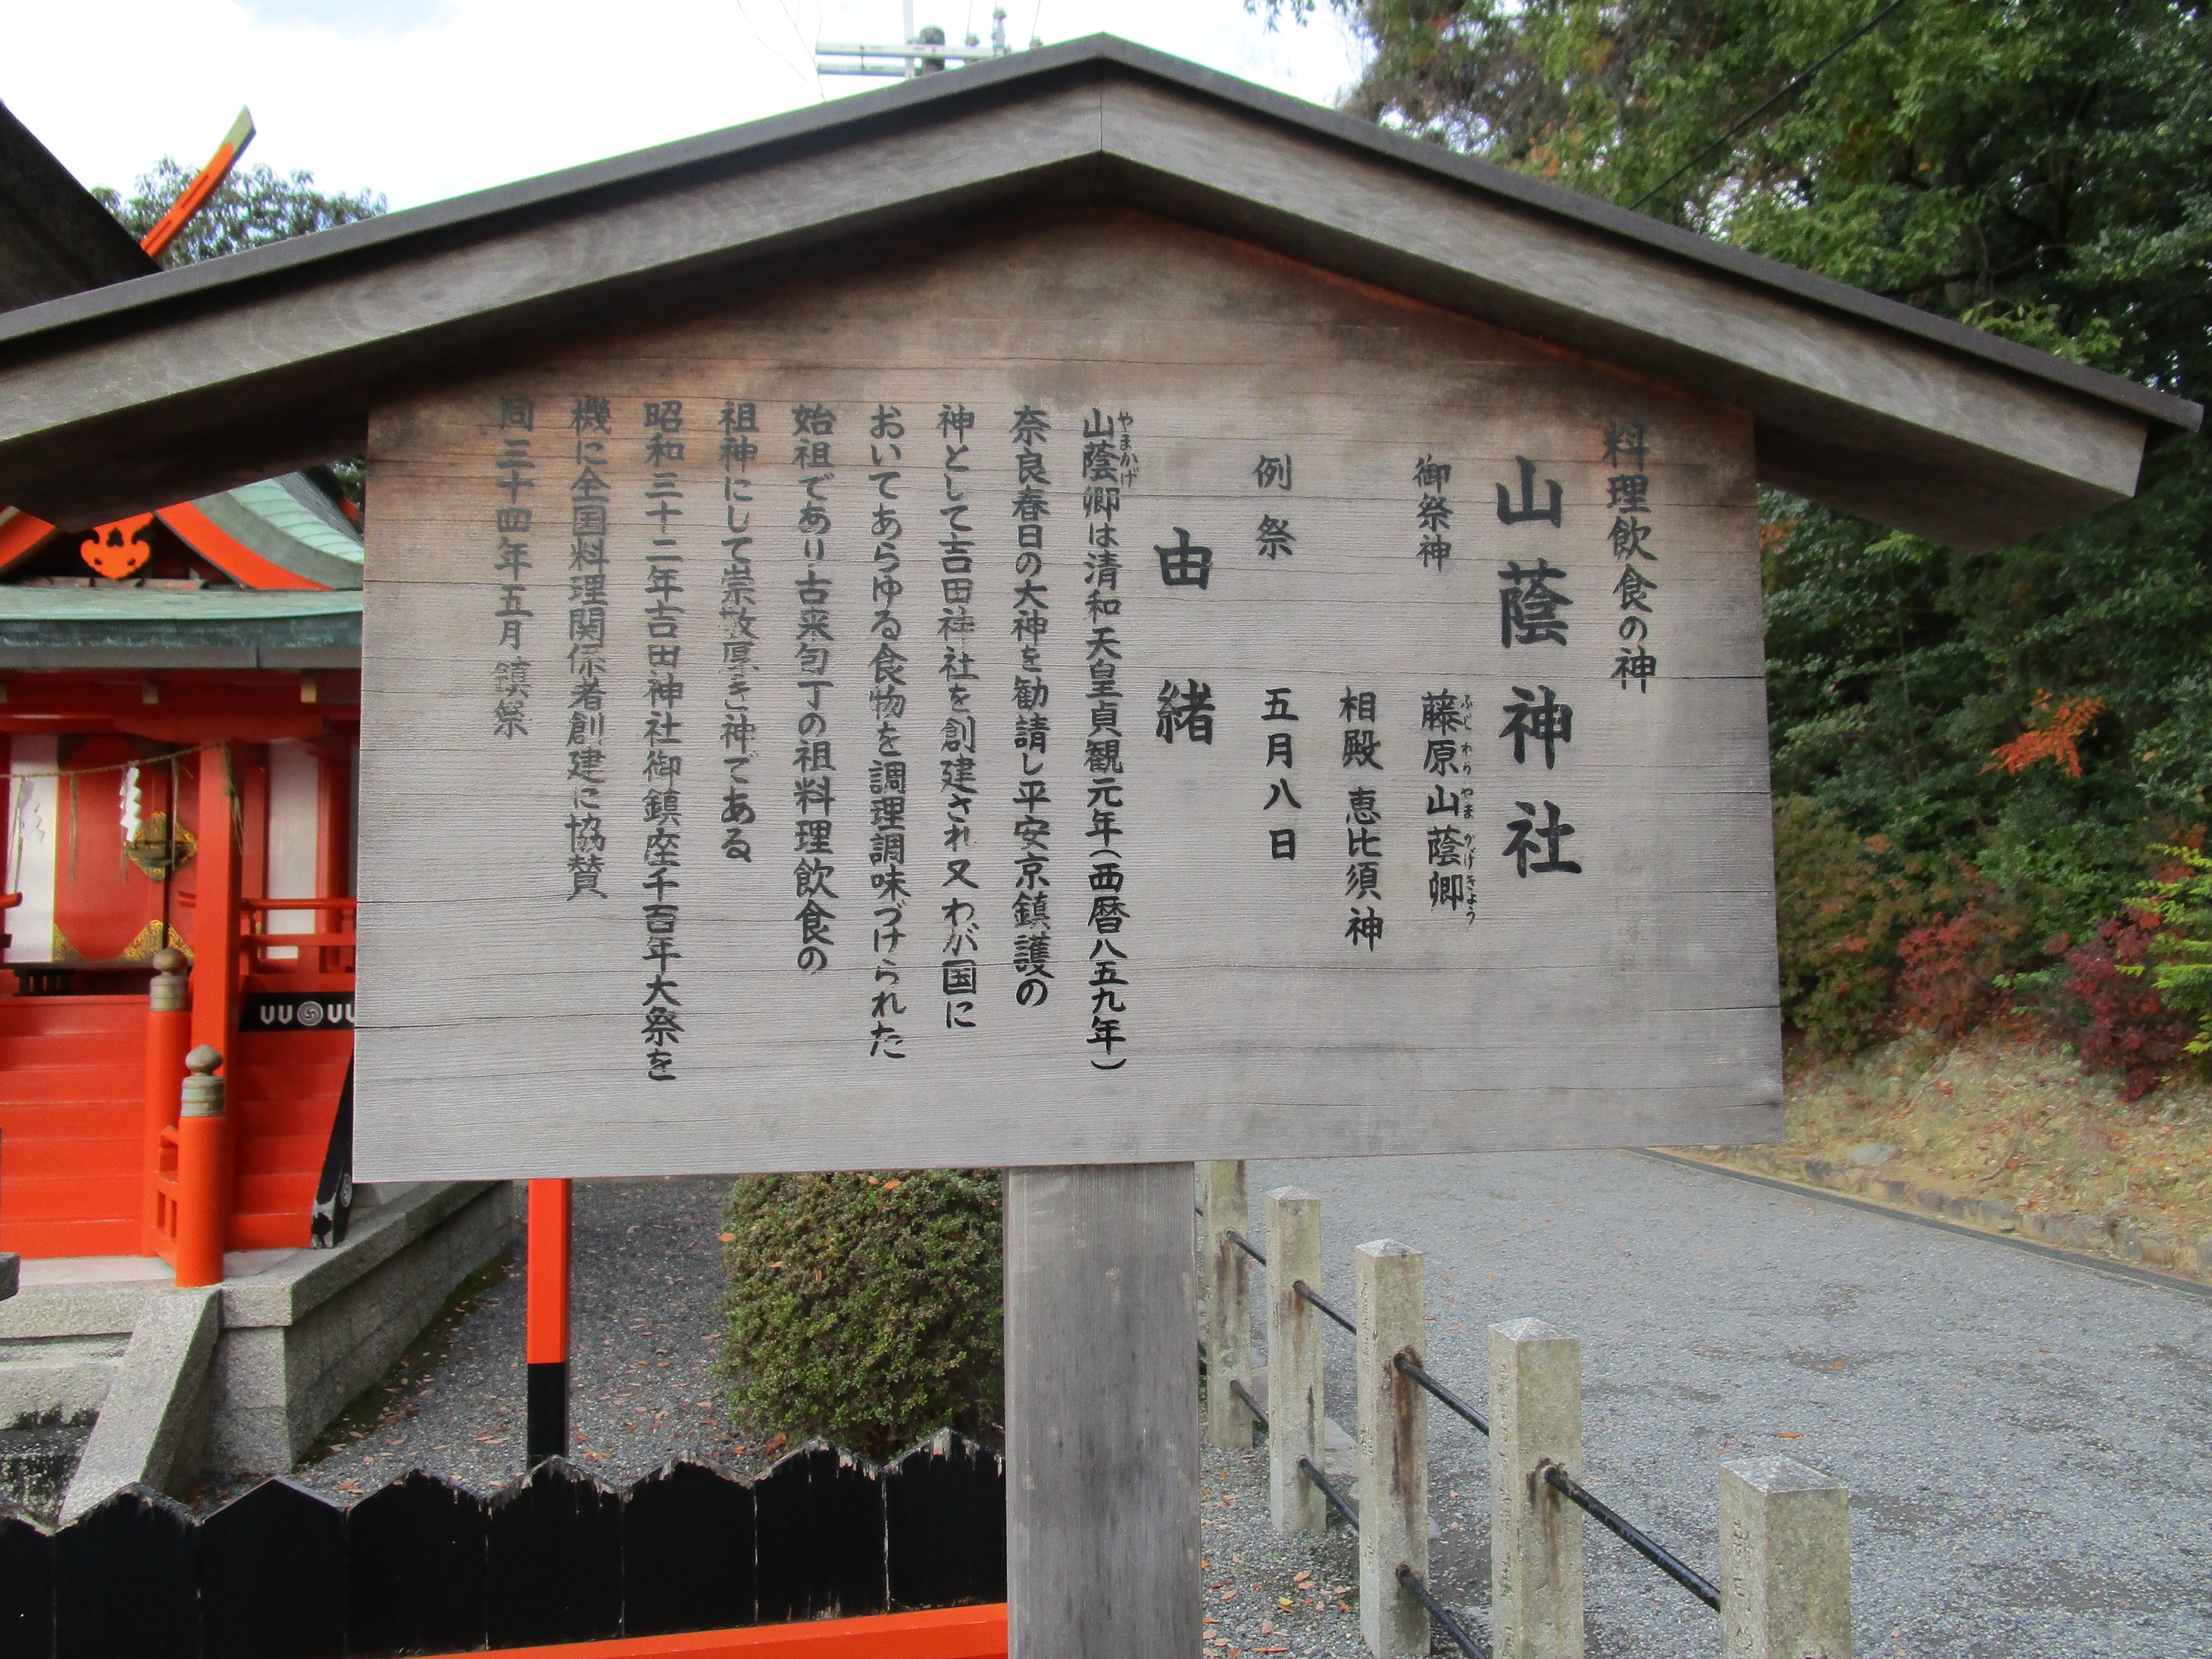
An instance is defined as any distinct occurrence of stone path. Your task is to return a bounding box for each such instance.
[1198,1149,2212,1659]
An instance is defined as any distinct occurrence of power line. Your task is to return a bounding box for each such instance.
[1627,0,1909,213]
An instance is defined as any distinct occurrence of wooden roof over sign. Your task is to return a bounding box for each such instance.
[0,35,2195,546]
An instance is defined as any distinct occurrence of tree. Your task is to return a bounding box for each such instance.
[1259,0,2212,947]
[93,158,384,268]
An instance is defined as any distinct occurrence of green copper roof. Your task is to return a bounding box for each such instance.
[0,586,360,668]
[226,476,365,568]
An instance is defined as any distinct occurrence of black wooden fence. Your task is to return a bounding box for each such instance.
[0,1438,1004,1659]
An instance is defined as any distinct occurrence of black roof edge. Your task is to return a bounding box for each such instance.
[0,35,2197,440]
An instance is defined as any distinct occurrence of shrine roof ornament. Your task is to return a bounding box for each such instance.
[0,35,2194,546]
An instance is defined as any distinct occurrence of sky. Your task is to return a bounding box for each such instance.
[7,0,1368,213]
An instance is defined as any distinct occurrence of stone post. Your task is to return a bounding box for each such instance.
[1265,1185,1324,1533]
[1719,1458,1852,1659]
[1201,1159,1252,1449]
[1355,1239,1426,1657]
[1489,1318,1583,1659]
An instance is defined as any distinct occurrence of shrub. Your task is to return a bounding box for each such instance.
[723,1169,1002,1461]
[1893,897,2025,1037]
[2042,911,2198,1099]
[1774,796,2033,1048]
[1771,796,1900,1052]
[2008,839,2211,1098]
[2144,842,2212,1056]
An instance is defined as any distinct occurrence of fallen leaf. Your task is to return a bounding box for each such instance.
[719,1233,736,1243]
[1776,1432,1801,1439]
[762,1432,788,1455]
[882,1179,902,1191]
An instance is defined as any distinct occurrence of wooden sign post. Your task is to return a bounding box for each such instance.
[354,210,1781,1655]
[354,212,1782,1181]
[349,212,1783,1655]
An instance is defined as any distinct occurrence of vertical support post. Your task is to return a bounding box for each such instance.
[191,744,241,1248]
[190,743,241,1061]
[141,949,191,1256]
[1489,1319,1583,1659]
[1355,1239,1427,1657]
[526,1177,572,1466]
[1200,1159,1250,1449]
[1719,1458,1853,1659]
[173,1046,226,1288]
[1005,1164,1201,1659]
[1265,1186,1324,1534]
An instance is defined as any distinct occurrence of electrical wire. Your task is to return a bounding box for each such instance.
[1627,0,1909,213]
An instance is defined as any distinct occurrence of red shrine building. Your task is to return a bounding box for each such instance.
[0,101,362,1265]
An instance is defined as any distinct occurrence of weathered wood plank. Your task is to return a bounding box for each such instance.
[1004,1164,1201,1659]
[354,212,1782,1179]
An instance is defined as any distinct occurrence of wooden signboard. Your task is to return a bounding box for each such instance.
[355,209,1781,1180]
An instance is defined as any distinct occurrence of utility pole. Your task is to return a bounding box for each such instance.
[816,5,1019,78]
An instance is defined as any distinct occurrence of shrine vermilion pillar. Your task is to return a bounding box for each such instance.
[190,743,241,1060]
[189,743,241,1269]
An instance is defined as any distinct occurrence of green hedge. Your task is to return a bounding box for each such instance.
[722,1169,1002,1460]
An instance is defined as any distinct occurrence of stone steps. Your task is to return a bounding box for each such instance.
[0,1273,151,1521]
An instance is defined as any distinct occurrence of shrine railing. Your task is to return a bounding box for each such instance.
[1196,1161,1852,1659]
[240,896,356,977]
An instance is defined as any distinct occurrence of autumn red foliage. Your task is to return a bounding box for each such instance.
[1986,691,2105,779]
[1894,902,2023,1037]
[2045,894,2200,1099]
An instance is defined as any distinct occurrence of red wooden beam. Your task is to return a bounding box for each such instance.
[156,500,324,590]
[0,507,52,575]
[453,1605,1010,1659]
[0,672,360,742]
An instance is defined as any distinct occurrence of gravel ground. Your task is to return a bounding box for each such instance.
[269,1154,2211,1658]
[1191,1149,2212,1659]
[292,1176,752,1501]
[1198,1444,1366,1658]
